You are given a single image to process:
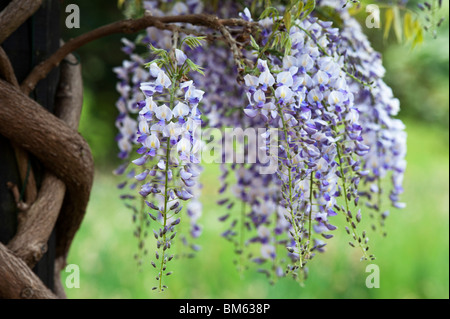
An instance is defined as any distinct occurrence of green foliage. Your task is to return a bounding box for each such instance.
[393,6,403,42]
[417,0,447,38]
[185,58,205,76]
[384,7,394,40]
[314,6,344,29]
[403,12,414,40]
[78,89,119,169]
[258,6,280,20]
[381,6,424,47]
[181,36,206,49]
[255,0,319,59]
[350,0,446,48]
[118,0,144,19]
[144,38,206,76]
[145,44,170,66]
[383,26,449,128]
[301,0,316,20]
[250,35,260,51]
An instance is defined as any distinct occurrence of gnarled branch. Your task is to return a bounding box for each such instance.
[0,78,93,280]
[52,52,85,288]
[21,13,257,95]
[0,79,92,198]
[0,46,38,206]
[4,46,83,297]
[7,173,65,267]
[0,243,56,299]
[0,46,19,86]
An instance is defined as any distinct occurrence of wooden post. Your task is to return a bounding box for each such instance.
[0,0,60,291]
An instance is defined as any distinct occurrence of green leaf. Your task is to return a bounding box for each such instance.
[271,33,281,49]
[284,10,292,31]
[383,8,394,40]
[404,12,413,41]
[286,0,297,11]
[259,6,279,20]
[265,48,284,58]
[393,6,403,43]
[301,0,316,21]
[412,22,424,49]
[144,58,164,68]
[348,3,362,16]
[149,44,169,61]
[293,1,304,20]
[250,0,257,15]
[284,34,292,56]
[182,36,206,49]
[250,35,260,51]
[185,58,205,76]
[314,6,344,30]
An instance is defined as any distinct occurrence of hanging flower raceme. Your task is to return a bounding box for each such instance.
[323,0,407,234]
[131,44,206,291]
[233,7,387,281]
[114,28,207,290]
[113,0,407,291]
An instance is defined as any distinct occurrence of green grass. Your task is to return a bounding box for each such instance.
[63,118,449,299]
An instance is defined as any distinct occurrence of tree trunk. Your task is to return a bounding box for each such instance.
[0,0,60,292]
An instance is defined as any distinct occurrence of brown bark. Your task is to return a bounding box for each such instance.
[0,243,56,299]
[0,46,19,87]
[0,47,38,207]
[53,256,67,298]
[0,77,93,289]
[53,53,83,129]
[0,79,93,198]
[7,173,65,267]
[0,43,84,297]
[52,52,85,290]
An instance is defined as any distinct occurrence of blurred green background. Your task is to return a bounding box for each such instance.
[61,1,449,299]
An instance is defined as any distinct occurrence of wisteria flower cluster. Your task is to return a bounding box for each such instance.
[114,29,206,290]
[135,54,205,290]
[217,12,375,281]
[113,0,407,290]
